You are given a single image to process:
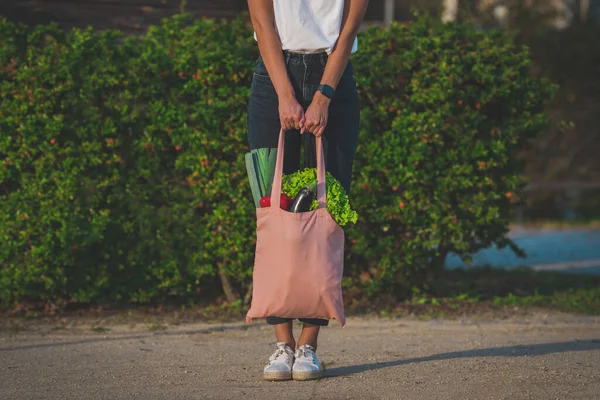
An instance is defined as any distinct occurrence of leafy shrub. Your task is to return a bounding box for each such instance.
[0,14,555,306]
[347,15,556,295]
[0,15,257,305]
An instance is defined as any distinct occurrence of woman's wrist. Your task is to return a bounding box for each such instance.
[313,91,332,106]
[277,89,297,102]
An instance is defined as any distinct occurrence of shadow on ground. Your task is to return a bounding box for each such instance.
[325,339,600,377]
[0,323,262,352]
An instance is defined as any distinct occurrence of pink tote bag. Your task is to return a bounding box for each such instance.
[246,130,346,327]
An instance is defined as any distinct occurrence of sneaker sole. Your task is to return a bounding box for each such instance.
[292,370,323,381]
[263,371,292,381]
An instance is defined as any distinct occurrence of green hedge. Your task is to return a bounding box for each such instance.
[0,14,555,306]
[347,17,556,295]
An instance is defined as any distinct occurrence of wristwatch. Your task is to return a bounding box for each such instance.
[318,84,335,99]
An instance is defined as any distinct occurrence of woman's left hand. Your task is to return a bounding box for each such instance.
[304,92,330,137]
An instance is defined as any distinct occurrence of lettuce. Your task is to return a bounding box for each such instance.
[281,168,358,227]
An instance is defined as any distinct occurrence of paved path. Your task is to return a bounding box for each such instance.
[1,314,599,400]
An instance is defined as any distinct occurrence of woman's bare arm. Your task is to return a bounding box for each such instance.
[305,0,369,137]
[247,0,304,131]
[326,0,369,87]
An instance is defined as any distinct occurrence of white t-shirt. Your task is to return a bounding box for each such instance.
[256,0,358,55]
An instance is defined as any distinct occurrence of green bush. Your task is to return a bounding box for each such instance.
[0,14,555,306]
[347,16,556,295]
[0,15,257,305]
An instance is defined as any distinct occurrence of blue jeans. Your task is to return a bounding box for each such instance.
[247,51,360,327]
[247,51,360,193]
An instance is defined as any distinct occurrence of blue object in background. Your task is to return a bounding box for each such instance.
[445,229,600,275]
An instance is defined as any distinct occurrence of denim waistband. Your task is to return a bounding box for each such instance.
[283,50,328,64]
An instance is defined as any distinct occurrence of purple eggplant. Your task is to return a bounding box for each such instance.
[290,186,315,213]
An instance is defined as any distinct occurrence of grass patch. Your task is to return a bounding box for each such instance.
[145,318,167,331]
[411,267,600,316]
[350,267,600,318]
[50,324,68,331]
[491,288,600,314]
[433,267,600,296]
[91,325,110,333]
[2,268,598,331]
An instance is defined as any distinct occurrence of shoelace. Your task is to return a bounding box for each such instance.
[269,348,292,365]
[296,346,316,363]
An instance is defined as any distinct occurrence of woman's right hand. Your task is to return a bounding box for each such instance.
[248,0,304,132]
[278,95,306,132]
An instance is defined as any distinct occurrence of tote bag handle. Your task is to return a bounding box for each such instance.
[271,129,327,209]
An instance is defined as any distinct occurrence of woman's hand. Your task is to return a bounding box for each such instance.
[279,95,305,132]
[304,92,330,137]
[302,0,368,137]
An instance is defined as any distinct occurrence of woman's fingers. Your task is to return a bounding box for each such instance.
[281,111,305,131]
[305,118,326,136]
[278,97,305,132]
[311,124,323,137]
[286,118,294,131]
[299,114,306,134]
[281,98,328,134]
[292,115,300,129]
[286,116,296,131]
[293,110,303,130]
[315,126,325,138]
[304,99,328,135]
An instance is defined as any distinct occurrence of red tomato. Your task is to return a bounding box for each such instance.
[259,194,294,210]
[259,196,271,208]
[280,194,294,211]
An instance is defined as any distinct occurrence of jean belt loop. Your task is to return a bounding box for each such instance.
[284,51,291,65]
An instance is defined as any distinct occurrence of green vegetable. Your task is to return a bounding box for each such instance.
[245,148,277,207]
[282,168,358,227]
[245,153,262,207]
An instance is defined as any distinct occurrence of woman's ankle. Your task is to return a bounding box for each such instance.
[297,342,317,351]
[274,321,295,349]
[297,324,320,351]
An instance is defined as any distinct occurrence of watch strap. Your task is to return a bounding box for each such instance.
[318,84,335,99]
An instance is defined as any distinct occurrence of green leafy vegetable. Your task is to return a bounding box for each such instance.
[282,168,358,227]
[245,153,262,207]
[245,148,277,207]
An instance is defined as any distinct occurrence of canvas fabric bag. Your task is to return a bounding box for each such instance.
[246,130,346,327]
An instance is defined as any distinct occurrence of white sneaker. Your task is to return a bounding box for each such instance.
[263,342,295,381]
[292,344,322,381]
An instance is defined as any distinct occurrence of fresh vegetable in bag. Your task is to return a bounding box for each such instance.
[245,148,277,208]
[289,185,315,213]
[282,168,358,227]
[259,193,294,210]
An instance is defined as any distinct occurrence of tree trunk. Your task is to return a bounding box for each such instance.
[442,0,459,23]
[426,247,449,284]
[243,283,253,306]
[217,263,240,304]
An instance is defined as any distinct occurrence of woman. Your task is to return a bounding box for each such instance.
[247,0,369,381]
